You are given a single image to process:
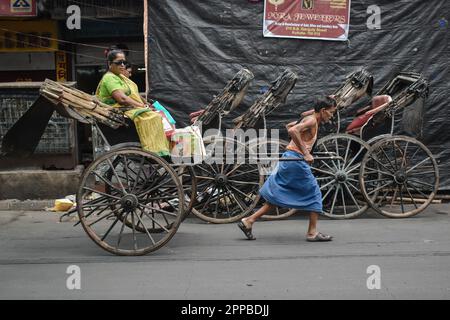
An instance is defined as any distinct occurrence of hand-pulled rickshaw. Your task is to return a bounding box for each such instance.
[35,67,439,256]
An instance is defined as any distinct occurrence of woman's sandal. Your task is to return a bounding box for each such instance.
[307,232,333,242]
[237,221,256,240]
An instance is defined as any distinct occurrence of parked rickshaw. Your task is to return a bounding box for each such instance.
[188,69,299,223]
[256,71,439,220]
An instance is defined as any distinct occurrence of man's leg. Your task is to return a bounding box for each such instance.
[307,212,319,237]
[241,203,275,229]
[306,212,333,241]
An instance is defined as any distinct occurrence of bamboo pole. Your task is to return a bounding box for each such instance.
[40,79,127,128]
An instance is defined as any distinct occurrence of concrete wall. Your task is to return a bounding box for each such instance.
[0,166,83,200]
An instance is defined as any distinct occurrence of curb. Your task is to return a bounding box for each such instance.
[0,199,55,211]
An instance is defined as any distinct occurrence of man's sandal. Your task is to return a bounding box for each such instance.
[307,232,333,242]
[237,221,256,240]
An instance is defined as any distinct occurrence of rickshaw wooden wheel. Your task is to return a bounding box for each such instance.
[313,133,370,219]
[77,148,184,256]
[104,149,196,233]
[191,135,264,224]
[359,136,439,218]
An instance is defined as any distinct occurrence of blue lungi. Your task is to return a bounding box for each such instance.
[259,150,323,214]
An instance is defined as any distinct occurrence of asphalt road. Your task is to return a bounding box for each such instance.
[0,204,449,300]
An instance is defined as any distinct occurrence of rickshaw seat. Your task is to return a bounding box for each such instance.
[346,95,392,134]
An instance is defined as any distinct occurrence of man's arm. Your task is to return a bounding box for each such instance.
[287,117,315,163]
[285,120,298,131]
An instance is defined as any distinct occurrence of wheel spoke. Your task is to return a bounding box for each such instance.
[226,164,244,177]
[228,184,256,201]
[328,185,340,215]
[407,178,434,188]
[130,211,138,250]
[409,146,421,162]
[408,170,437,176]
[399,184,405,213]
[401,141,409,168]
[364,168,395,178]
[93,171,124,195]
[344,147,365,171]
[404,183,419,209]
[320,179,336,191]
[368,181,394,196]
[82,187,122,201]
[228,180,260,186]
[140,208,171,233]
[131,157,146,193]
[106,158,127,193]
[335,138,342,170]
[380,146,398,172]
[322,185,334,202]
[317,176,334,181]
[214,187,225,218]
[311,166,334,176]
[363,177,392,184]
[225,185,247,212]
[343,183,361,209]
[207,163,218,174]
[88,206,123,227]
[117,212,129,247]
[406,157,431,174]
[195,176,215,181]
[390,185,399,206]
[199,185,218,211]
[376,188,390,206]
[346,163,361,175]
[319,159,336,173]
[227,168,260,179]
[196,165,216,176]
[346,180,360,193]
[138,203,179,217]
[135,208,157,245]
[100,214,121,241]
[122,155,131,190]
[75,201,113,227]
[320,143,339,170]
[343,139,351,167]
[406,181,430,199]
[370,155,395,175]
[340,187,347,215]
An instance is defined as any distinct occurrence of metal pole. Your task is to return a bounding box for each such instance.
[143,0,149,101]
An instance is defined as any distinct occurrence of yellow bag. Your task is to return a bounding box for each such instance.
[127,108,170,156]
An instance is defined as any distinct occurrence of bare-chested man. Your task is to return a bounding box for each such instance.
[238,96,337,241]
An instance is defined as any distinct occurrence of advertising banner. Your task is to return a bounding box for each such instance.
[55,51,67,82]
[0,20,58,52]
[0,0,37,17]
[263,0,351,41]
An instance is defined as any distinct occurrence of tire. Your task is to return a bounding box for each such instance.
[190,135,264,223]
[77,148,184,256]
[313,133,370,219]
[360,136,439,218]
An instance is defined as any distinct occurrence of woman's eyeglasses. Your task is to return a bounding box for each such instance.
[112,60,127,66]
